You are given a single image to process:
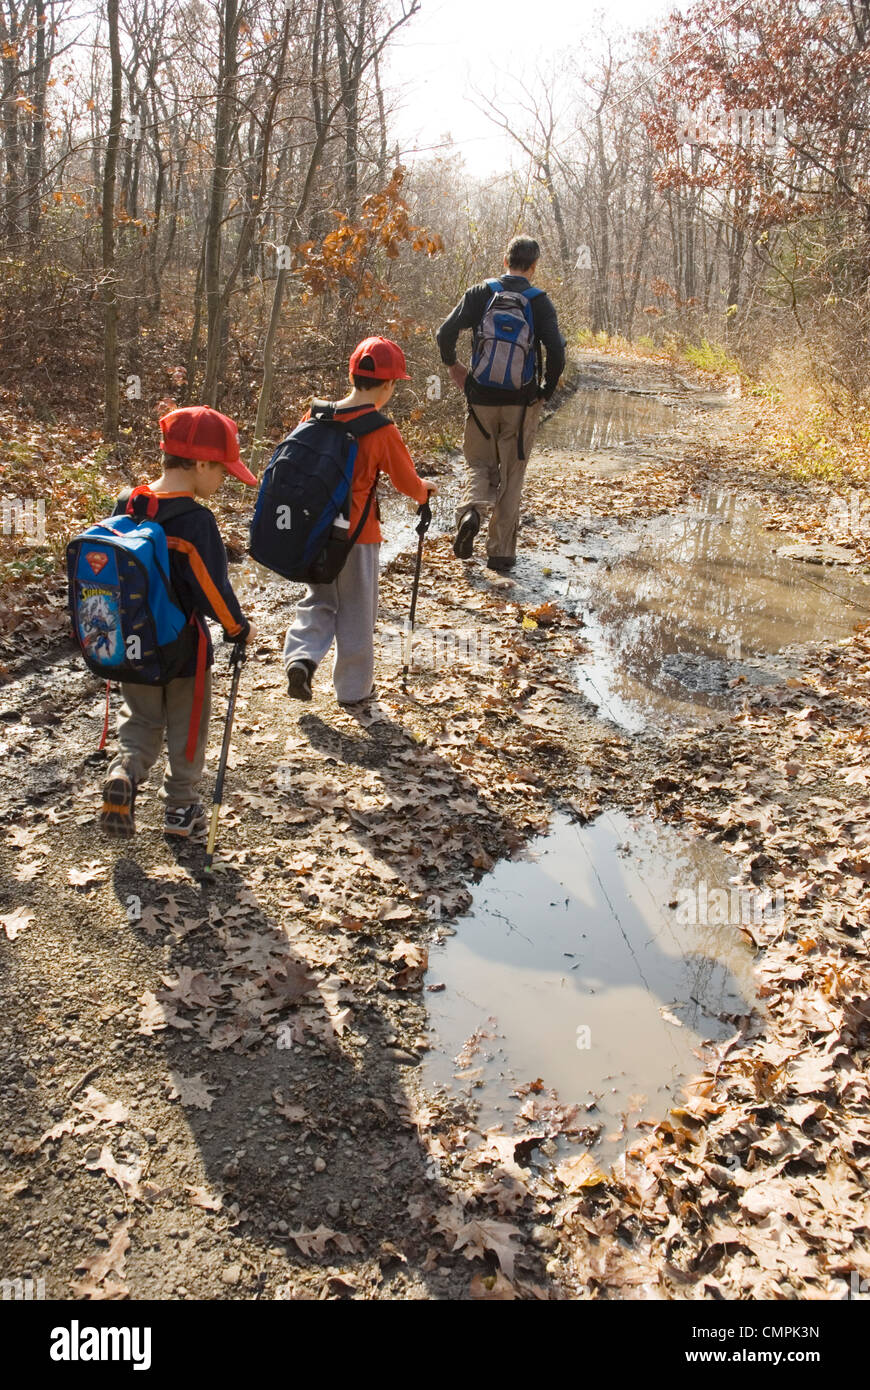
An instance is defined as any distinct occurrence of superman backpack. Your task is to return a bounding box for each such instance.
[67,489,207,751]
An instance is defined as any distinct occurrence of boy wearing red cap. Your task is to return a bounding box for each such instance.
[284,337,437,705]
[100,406,256,838]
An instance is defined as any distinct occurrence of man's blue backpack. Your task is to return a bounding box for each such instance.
[470,279,544,391]
[66,493,200,685]
[249,402,388,583]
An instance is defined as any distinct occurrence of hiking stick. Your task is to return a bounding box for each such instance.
[203,641,246,874]
[402,499,432,689]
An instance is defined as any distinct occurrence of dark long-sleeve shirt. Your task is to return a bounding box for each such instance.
[436,274,566,405]
[113,486,249,676]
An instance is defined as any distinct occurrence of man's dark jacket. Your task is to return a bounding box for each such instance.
[436,273,566,406]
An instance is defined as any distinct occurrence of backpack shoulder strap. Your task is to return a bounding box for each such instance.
[124,487,201,527]
[343,409,390,439]
[522,286,545,302]
[309,399,336,423]
[485,278,503,295]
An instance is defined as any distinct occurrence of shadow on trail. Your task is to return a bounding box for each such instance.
[108,780,552,1298]
[296,702,519,914]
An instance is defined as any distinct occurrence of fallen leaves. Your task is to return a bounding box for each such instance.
[186,1185,223,1211]
[167,1072,219,1111]
[390,939,428,990]
[74,1087,129,1130]
[83,1147,143,1201]
[68,861,106,887]
[287,1225,358,1257]
[554,1152,608,1192]
[0,905,34,939]
[71,1222,131,1299]
[434,1205,523,1280]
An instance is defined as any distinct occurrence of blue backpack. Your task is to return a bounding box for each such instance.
[249,402,388,583]
[67,493,200,685]
[470,279,544,391]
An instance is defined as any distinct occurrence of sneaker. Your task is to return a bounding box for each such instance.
[164,802,207,838]
[486,555,516,573]
[286,660,314,701]
[453,507,480,559]
[100,768,137,837]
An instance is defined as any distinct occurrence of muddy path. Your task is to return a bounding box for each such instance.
[1,351,868,1301]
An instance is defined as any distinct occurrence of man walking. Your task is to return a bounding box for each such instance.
[436,235,565,572]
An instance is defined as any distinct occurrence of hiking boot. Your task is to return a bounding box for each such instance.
[164,802,207,838]
[100,768,137,837]
[453,507,480,559]
[486,555,516,572]
[287,660,314,701]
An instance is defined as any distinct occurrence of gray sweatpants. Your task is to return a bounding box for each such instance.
[109,671,212,804]
[283,541,380,702]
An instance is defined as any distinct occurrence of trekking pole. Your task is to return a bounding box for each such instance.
[402,499,432,689]
[203,641,246,874]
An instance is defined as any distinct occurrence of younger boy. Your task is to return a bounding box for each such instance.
[101,405,256,838]
[283,337,437,705]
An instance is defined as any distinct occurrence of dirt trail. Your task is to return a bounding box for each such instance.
[1,352,868,1301]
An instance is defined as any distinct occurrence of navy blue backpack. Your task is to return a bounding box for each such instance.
[249,402,388,583]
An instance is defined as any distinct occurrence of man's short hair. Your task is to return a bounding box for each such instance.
[506,236,540,272]
[163,453,197,470]
[351,373,384,390]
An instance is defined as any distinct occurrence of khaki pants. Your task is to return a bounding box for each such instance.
[110,671,212,805]
[459,398,543,558]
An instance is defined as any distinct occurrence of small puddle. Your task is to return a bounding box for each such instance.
[423,809,761,1155]
[541,384,686,453]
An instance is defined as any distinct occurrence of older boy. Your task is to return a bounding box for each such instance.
[283,337,437,705]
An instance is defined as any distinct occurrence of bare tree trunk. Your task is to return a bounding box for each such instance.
[185,233,208,400]
[202,0,240,407]
[0,2,25,243]
[26,0,49,240]
[373,41,388,179]
[216,10,291,319]
[332,0,367,217]
[101,0,123,441]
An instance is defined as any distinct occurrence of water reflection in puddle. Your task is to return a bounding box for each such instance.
[424,809,759,1153]
[521,492,869,732]
[541,385,685,452]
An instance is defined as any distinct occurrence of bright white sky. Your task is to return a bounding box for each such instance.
[384,0,694,174]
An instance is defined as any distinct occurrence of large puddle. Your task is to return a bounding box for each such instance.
[423,809,761,1155]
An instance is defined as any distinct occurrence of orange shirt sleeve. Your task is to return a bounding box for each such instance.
[375,423,429,505]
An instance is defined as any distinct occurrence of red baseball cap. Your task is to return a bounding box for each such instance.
[159,405,257,486]
[349,336,411,381]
